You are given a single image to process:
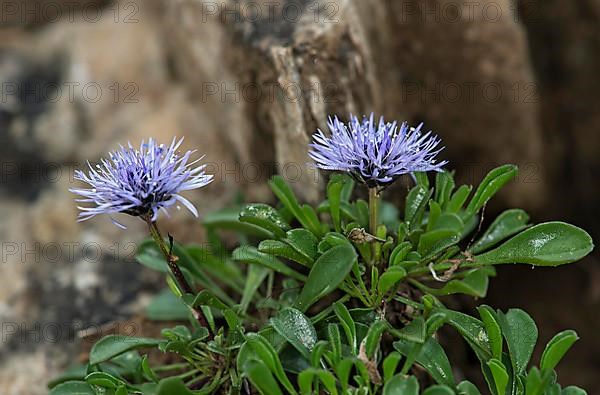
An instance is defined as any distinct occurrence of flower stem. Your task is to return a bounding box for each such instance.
[368,187,380,264]
[146,218,211,334]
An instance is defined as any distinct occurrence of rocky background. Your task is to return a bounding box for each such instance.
[0,0,598,393]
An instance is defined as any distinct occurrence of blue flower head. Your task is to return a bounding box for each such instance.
[309,113,447,187]
[70,137,213,228]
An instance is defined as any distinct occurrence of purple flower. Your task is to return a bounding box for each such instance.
[309,113,447,187]
[70,137,213,228]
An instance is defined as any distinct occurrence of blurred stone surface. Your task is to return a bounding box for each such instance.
[0,0,598,393]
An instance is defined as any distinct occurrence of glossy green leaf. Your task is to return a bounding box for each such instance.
[85,372,122,389]
[269,176,322,236]
[405,186,433,230]
[423,385,456,395]
[414,171,430,188]
[465,164,518,216]
[457,380,482,395]
[422,269,490,298]
[285,229,319,264]
[334,302,357,353]
[240,203,291,238]
[203,205,273,238]
[233,246,306,281]
[243,359,284,395]
[486,358,509,395]
[327,176,344,232]
[246,333,297,394]
[446,185,472,213]
[184,290,229,311]
[470,209,530,254]
[89,335,161,365]
[328,324,342,364]
[240,264,269,314]
[435,308,492,361]
[383,352,402,383]
[396,316,426,344]
[434,171,455,208]
[298,368,338,395]
[394,337,455,386]
[364,320,388,358]
[383,374,419,395]
[418,229,461,258]
[49,381,95,395]
[390,241,412,266]
[562,386,587,395]
[271,307,317,359]
[259,239,312,267]
[540,329,579,371]
[378,266,407,295]
[295,244,357,311]
[497,308,538,375]
[478,305,503,360]
[475,222,593,266]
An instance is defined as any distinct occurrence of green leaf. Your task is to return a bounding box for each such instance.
[423,385,456,395]
[414,171,430,188]
[145,290,190,321]
[49,381,95,395]
[383,374,419,395]
[334,302,357,353]
[477,306,503,360]
[271,307,317,359]
[446,185,472,213]
[364,320,388,358]
[393,337,455,387]
[465,164,518,216]
[89,335,161,365]
[269,176,322,236]
[327,176,345,232]
[328,324,342,364]
[243,359,284,395]
[434,171,455,208]
[525,367,554,395]
[184,290,229,311]
[475,222,594,266]
[85,372,123,389]
[422,269,490,298]
[233,246,306,282]
[136,240,168,272]
[285,229,319,265]
[259,239,311,266]
[240,264,269,314]
[435,308,492,360]
[417,229,460,259]
[486,358,509,395]
[378,266,407,295]
[396,316,426,343]
[562,386,588,395]
[298,369,338,395]
[246,333,297,394]
[240,203,291,238]
[203,205,273,238]
[457,380,482,395]
[141,354,159,382]
[470,209,530,254]
[405,186,433,230]
[389,241,412,266]
[540,329,579,371]
[497,308,538,375]
[295,244,357,311]
[383,352,403,383]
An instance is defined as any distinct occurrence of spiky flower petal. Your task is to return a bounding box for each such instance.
[70,137,212,228]
[309,113,447,187]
